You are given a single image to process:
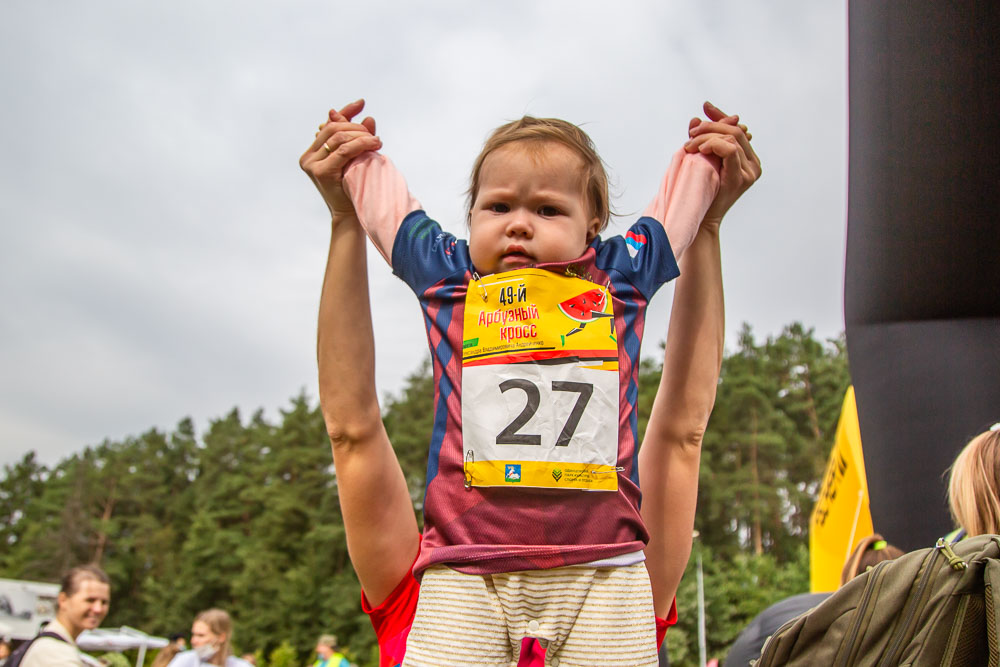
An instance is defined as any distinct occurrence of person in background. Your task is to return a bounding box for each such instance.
[151,643,182,667]
[0,639,11,665]
[947,424,1000,540]
[153,632,190,667]
[312,635,348,667]
[724,534,904,667]
[166,609,251,667]
[239,654,256,666]
[20,564,110,667]
[838,534,906,583]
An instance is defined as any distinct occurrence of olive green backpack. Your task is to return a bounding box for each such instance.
[753,534,1000,666]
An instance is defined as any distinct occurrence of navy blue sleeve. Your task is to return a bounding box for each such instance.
[391,211,473,294]
[594,217,679,300]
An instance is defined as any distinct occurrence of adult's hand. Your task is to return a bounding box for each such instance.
[685,101,762,228]
[299,99,381,219]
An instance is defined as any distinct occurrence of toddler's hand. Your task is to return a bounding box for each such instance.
[299,98,381,219]
[685,101,761,229]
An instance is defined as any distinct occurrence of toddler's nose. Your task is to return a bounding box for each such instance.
[505,209,533,237]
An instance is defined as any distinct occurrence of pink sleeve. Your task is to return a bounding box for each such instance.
[642,150,721,262]
[343,152,423,266]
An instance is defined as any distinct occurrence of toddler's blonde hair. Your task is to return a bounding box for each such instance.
[467,116,611,231]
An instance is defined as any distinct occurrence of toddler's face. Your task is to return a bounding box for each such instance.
[469,141,600,275]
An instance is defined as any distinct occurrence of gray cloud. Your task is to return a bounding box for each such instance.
[0,0,847,467]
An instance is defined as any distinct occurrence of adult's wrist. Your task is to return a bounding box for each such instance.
[330,207,360,227]
[698,218,723,237]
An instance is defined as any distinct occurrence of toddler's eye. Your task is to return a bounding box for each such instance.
[490,203,510,213]
[539,205,561,217]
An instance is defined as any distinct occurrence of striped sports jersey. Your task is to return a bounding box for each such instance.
[344,149,719,576]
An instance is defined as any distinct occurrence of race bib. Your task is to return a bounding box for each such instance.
[461,268,620,491]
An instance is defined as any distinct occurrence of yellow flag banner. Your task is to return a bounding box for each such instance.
[809,385,873,592]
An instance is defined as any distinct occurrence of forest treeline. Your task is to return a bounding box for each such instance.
[0,322,849,666]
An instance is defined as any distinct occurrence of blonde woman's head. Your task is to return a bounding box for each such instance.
[191,608,234,665]
[948,427,1000,537]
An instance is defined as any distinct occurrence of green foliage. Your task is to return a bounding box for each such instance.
[381,357,434,515]
[696,323,849,562]
[0,322,849,667]
[669,544,811,665]
[266,640,300,667]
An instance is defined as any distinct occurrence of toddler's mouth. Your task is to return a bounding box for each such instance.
[503,245,531,259]
[501,247,534,268]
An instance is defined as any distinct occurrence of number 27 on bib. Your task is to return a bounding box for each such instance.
[461,269,619,491]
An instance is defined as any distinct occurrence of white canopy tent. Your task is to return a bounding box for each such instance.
[77,626,169,667]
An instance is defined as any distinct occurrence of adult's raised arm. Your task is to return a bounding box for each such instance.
[302,101,419,606]
[640,217,724,618]
[640,103,761,617]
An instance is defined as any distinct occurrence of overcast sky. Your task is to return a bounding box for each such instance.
[0,0,847,469]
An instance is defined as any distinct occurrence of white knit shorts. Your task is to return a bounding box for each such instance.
[401,562,658,667]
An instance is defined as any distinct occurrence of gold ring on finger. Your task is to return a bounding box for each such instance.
[322,142,333,153]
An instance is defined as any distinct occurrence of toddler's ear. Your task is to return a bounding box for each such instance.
[586,217,601,243]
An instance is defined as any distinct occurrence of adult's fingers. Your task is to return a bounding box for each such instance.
[687,134,756,185]
[326,101,375,137]
[303,134,383,185]
[322,132,382,166]
[689,120,756,168]
[698,136,747,195]
[312,120,373,153]
[695,102,753,143]
[329,99,365,123]
[301,127,378,171]
[703,101,739,125]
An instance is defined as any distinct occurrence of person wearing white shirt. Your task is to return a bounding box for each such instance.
[167,609,251,667]
[21,565,110,667]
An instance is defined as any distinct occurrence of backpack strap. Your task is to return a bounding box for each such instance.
[985,551,1000,667]
[7,630,70,667]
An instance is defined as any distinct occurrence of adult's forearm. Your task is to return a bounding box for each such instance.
[640,223,724,617]
[317,213,382,444]
[316,212,419,605]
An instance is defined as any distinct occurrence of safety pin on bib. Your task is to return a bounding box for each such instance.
[472,272,488,302]
[589,467,625,476]
[464,450,475,490]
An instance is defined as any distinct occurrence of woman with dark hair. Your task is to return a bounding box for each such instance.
[19,564,110,667]
[839,533,905,584]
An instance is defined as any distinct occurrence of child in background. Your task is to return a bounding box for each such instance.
[314,101,752,666]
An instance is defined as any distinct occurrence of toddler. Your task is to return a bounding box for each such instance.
[339,109,721,666]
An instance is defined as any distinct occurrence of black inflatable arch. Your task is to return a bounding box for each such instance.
[845,1,1000,550]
